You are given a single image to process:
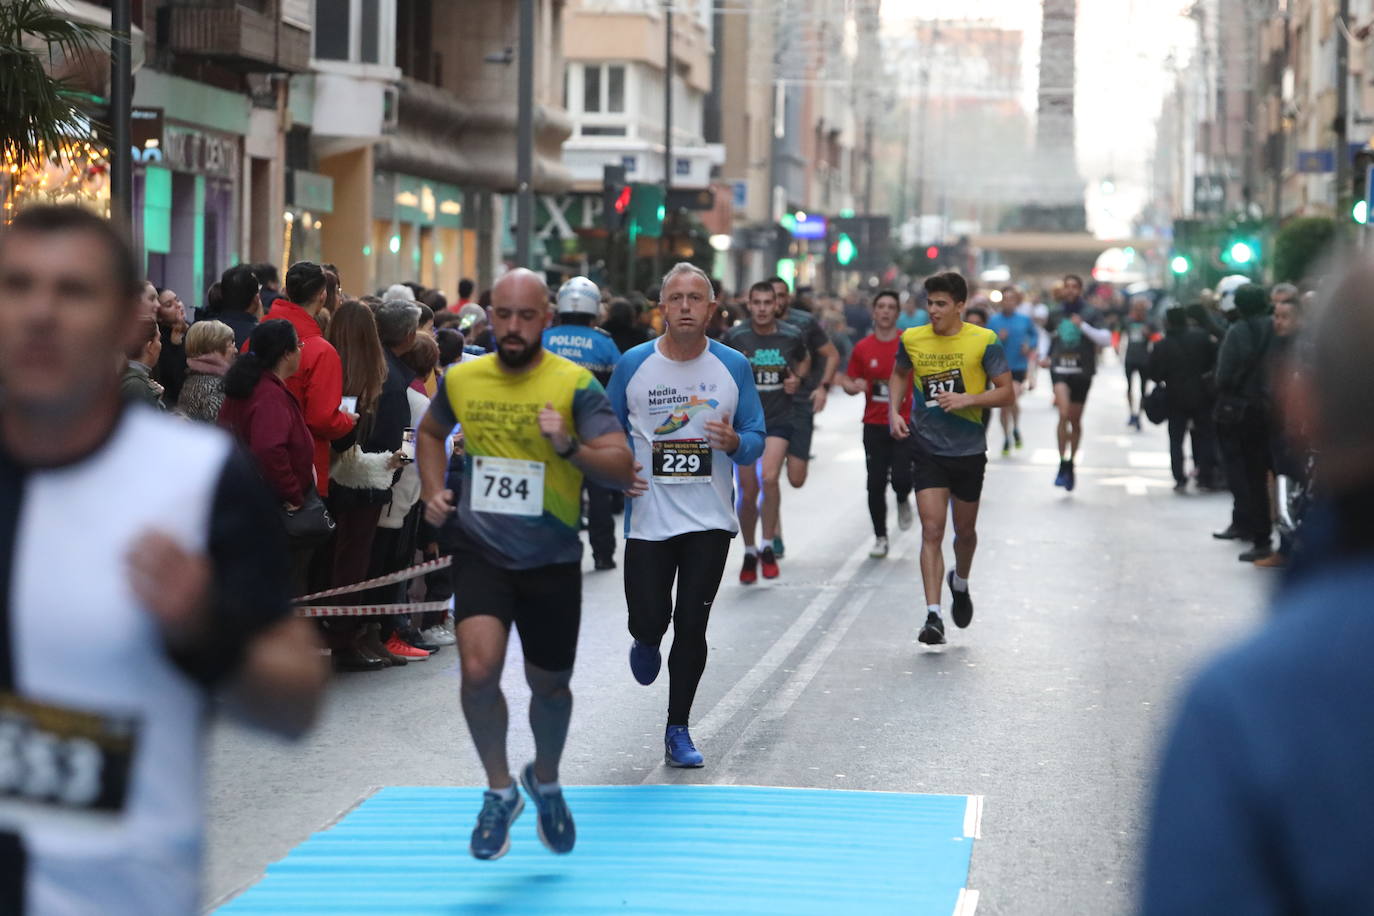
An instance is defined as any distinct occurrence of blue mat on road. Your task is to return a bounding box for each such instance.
[217,785,976,915]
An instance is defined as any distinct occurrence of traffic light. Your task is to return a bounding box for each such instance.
[1169,254,1191,275]
[627,183,665,238]
[836,233,857,266]
[926,245,940,260]
[1220,230,1261,271]
[1354,147,1374,224]
[602,165,628,231]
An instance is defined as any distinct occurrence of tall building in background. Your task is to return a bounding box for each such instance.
[715,0,870,291]
[1024,0,1085,230]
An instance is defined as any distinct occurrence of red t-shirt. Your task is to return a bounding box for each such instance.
[846,333,912,425]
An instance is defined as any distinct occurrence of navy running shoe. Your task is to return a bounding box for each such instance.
[519,763,576,854]
[1065,465,1077,492]
[470,788,524,860]
[664,725,704,767]
[1054,461,1070,488]
[629,639,661,685]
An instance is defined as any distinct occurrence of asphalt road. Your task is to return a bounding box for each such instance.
[203,358,1270,915]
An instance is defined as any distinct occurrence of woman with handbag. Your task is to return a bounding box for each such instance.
[323,300,423,667]
[217,319,323,597]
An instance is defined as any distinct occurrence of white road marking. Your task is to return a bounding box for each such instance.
[714,538,912,781]
[1127,451,1172,469]
[953,888,981,916]
[1099,475,1174,496]
[963,794,984,839]
[643,528,886,784]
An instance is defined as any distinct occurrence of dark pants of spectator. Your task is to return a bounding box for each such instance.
[361,504,421,637]
[1218,414,1273,547]
[286,539,315,599]
[1166,404,1219,487]
[586,481,617,563]
[418,516,456,630]
[862,423,913,538]
[624,530,733,726]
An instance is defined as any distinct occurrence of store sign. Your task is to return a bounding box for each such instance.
[287,170,334,213]
[163,125,238,180]
[131,107,164,163]
[1296,150,1335,173]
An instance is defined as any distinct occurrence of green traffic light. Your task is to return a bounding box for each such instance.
[836,233,857,266]
[1355,200,1369,224]
[1228,241,1254,265]
[1170,255,1190,275]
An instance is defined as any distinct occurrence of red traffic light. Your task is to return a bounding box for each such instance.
[926,246,940,260]
[614,187,632,214]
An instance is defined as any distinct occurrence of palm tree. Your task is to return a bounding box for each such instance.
[0,0,109,167]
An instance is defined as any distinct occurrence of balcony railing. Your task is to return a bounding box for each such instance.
[166,3,311,72]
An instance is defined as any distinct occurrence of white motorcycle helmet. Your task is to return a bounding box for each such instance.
[557,276,601,316]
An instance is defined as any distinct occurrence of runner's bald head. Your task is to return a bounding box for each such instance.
[493,268,549,311]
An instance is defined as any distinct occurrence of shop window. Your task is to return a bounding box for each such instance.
[583,126,628,137]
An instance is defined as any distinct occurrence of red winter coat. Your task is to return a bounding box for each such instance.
[218,373,315,506]
[266,301,355,495]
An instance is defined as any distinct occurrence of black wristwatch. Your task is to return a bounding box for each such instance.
[555,435,581,459]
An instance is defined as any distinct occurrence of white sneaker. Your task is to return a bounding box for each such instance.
[421,626,456,646]
[869,536,889,559]
[896,501,914,531]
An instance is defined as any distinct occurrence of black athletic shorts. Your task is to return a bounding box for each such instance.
[1051,372,1093,404]
[910,447,987,503]
[451,550,581,672]
[765,423,794,441]
[1124,362,1148,381]
[1011,368,1028,384]
[787,400,814,460]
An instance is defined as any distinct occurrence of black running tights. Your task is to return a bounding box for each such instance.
[624,530,733,726]
[863,423,914,537]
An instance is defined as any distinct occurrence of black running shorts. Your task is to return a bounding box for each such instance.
[451,551,581,672]
[1051,372,1093,404]
[910,447,987,503]
[787,400,814,460]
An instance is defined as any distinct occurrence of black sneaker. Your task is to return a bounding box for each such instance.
[1212,526,1248,541]
[593,555,616,571]
[948,572,973,629]
[1238,545,1274,563]
[918,611,946,645]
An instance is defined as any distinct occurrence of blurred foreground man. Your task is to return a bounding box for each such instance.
[1143,261,1374,914]
[0,206,327,915]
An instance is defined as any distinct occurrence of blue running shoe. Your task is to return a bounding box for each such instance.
[629,639,661,685]
[470,788,524,860]
[772,536,785,559]
[1065,465,1077,492]
[664,725,704,767]
[519,763,576,854]
[1053,461,1070,488]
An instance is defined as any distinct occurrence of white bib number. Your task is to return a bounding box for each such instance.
[0,692,138,816]
[652,439,713,483]
[471,456,545,517]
